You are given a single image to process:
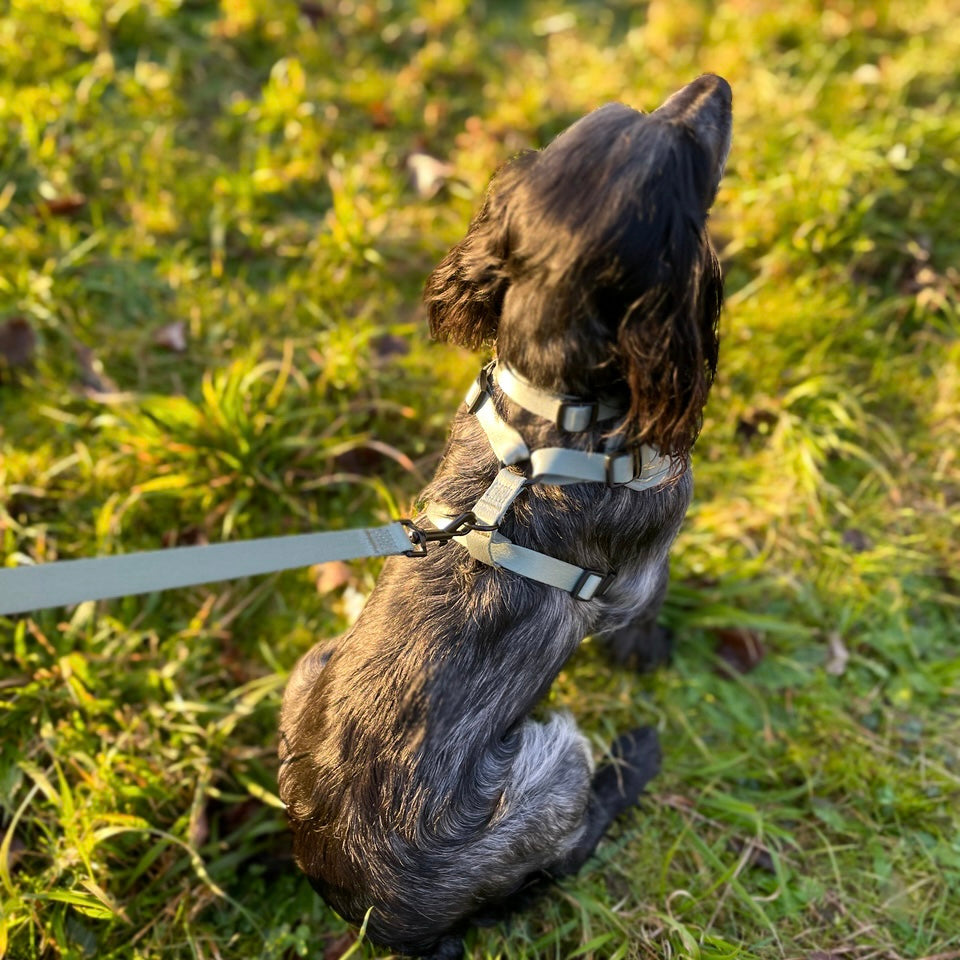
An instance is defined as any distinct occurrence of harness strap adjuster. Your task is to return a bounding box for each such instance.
[571,568,617,601]
[605,447,643,486]
[464,367,491,415]
[556,399,598,433]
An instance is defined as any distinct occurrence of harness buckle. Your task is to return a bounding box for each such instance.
[605,446,643,486]
[571,569,617,601]
[401,513,499,557]
[465,362,495,415]
[556,399,598,433]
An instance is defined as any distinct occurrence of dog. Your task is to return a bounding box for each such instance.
[278,74,731,959]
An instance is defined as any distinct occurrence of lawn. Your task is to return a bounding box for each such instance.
[1,1,958,958]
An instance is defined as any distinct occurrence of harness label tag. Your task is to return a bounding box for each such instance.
[472,468,527,526]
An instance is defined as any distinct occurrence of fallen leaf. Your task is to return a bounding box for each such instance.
[841,528,872,552]
[406,152,453,199]
[370,332,410,360]
[332,440,423,480]
[43,193,87,216]
[727,837,776,873]
[153,321,188,353]
[324,932,358,960]
[298,0,327,24]
[312,561,353,594]
[0,316,37,369]
[367,100,393,129]
[734,407,778,442]
[824,631,849,676]
[75,344,119,394]
[714,627,766,676]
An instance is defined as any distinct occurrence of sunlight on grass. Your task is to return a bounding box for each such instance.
[1,1,958,958]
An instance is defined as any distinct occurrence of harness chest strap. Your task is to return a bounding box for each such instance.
[425,468,613,602]
[421,366,678,602]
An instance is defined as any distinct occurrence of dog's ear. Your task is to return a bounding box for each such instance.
[424,151,536,349]
[614,77,730,461]
[653,73,732,208]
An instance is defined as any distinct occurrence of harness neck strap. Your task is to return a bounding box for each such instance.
[493,362,626,432]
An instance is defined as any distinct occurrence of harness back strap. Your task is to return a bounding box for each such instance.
[426,503,611,602]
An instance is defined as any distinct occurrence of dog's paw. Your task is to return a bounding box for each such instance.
[603,621,674,672]
[418,935,464,960]
[593,726,661,813]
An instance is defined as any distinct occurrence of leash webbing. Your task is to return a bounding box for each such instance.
[0,523,414,616]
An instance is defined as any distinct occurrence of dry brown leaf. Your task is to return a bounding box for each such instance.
[367,100,393,129]
[824,631,850,676]
[312,561,353,594]
[714,627,766,676]
[75,344,119,394]
[407,152,453,199]
[153,320,188,353]
[324,932,358,960]
[0,316,37,369]
[43,193,87,216]
[332,440,423,481]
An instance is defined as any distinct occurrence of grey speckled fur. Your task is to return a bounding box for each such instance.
[278,75,732,959]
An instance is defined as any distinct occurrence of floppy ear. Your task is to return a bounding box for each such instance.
[424,151,536,349]
[614,76,730,460]
[653,73,732,209]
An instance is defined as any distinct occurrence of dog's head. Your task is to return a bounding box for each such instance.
[425,74,732,461]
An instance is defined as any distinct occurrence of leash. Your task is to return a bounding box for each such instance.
[0,515,494,617]
[0,362,675,616]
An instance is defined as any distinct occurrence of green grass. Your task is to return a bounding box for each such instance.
[2,1,959,958]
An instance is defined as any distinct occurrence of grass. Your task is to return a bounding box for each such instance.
[1,0,958,958]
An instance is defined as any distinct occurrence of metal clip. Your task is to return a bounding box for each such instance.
[401,512,499,557]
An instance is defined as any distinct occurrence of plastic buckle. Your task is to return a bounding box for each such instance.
[571,569,617,601]
[605,446,643,486]
[556,399,598,433]
[465,363,494,415]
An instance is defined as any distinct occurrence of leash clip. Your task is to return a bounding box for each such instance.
[401,512,498,557]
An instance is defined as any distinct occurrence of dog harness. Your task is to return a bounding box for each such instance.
[422,362,676,601]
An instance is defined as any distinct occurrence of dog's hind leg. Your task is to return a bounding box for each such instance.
[417,935,464,960]
[599,560,674,671]
[548,725,661,877]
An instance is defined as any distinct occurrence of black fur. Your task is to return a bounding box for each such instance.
[279,75,732,958]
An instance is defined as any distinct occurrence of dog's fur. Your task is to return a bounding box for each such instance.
[278,76,732,959]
